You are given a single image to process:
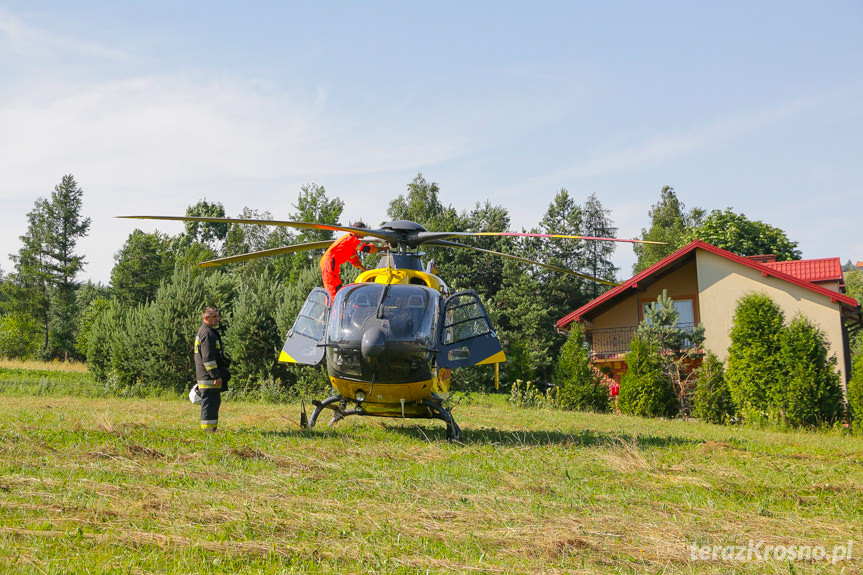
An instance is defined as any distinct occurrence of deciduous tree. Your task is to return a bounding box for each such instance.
[687,208,801,260]
[111,230,176,306]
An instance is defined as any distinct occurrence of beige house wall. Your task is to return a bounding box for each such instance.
[695,249,848,383]
[587,259,700,330]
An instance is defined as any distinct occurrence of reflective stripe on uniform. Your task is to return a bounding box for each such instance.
[201,420,218,429]
[198,380,222,389]
[203,360,218,369]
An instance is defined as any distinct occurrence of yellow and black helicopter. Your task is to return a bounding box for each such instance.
[119,215,653,439]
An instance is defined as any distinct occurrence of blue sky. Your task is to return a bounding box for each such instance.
[1,1,861,284]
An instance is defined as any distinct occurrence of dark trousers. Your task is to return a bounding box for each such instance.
[200,389,222,430]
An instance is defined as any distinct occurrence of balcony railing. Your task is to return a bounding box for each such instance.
[586,323,700,357]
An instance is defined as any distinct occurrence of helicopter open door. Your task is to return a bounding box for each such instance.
[437,290,505,369]
[279,287,329,366]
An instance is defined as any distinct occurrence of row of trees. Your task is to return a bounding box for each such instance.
[3,174,858,415]
[617,292,849,429]
[0,173,619,389]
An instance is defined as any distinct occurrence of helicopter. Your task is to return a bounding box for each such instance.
[118,214,657,440]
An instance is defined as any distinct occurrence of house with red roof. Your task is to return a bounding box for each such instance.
[556,241,862,389]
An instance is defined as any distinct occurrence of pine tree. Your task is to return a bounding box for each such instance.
[223,270,285,384]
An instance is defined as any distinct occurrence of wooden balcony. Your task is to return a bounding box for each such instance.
[585,323,701,358]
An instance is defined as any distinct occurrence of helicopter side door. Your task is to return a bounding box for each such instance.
[279,287,329,366]
[436,290,505,369]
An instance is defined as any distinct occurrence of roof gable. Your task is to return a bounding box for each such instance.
[557,241,859,329]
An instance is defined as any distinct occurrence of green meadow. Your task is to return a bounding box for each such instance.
[1,368,861,574]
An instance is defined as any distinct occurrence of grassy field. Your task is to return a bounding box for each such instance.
[1,372,862,574]
[0,358,88,372]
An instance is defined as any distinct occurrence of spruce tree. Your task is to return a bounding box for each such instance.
[552,324,610,412]
[692,352,734,424]
[725,292,785,418]
[5,175,91,359]
[848,352,863,431]
[618,333,677,417]
[778,314,842,427]
[581,193,618,298]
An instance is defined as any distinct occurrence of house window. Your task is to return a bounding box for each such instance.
[641,298,695,327]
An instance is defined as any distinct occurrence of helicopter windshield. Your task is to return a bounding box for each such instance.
[328,284,439,347]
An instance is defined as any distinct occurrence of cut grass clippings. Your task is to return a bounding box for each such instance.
[1,375,862,573]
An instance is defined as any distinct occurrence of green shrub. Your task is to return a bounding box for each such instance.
[288,364,333,400]
[636,290,705,414]
[75,298,109,359]
[692,352,734,424]
[0,312,41,359]
[618,333,677,418]
[84,301,126,382]
[726,292,784,415]
[777,314,843,428]
[552,324,609,412]
[224,270,285,382]
[848,352,863,433]
[88,267,238,392]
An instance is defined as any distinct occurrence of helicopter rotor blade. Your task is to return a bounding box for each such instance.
[197,241,336,268]
[427,240,620,286]
[418,231,666,244]
[114,215,397,243]
[196,240,389,268]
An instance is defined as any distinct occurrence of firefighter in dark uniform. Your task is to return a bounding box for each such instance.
[194,307,230,432]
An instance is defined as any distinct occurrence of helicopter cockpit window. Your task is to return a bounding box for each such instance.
[442,294,492,345]
[327,284,438,346]
[292,289,329,341]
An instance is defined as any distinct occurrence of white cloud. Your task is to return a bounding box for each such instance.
[563,99,816,181]
[0,73,469,283]
[0,7,130,64]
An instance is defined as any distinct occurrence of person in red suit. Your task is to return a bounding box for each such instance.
[320,222,378,302]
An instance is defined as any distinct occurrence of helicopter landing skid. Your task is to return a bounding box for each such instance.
[307,395,363,428]
[303,395,461,441]
[420,399,462,441]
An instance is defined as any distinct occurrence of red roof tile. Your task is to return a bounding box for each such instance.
[763,258,842,284]
[556,241,860,329]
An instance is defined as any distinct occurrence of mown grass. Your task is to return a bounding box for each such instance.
[1,370,862,574]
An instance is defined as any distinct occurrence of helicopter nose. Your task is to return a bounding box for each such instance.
[360,325,387,360]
